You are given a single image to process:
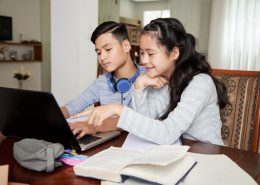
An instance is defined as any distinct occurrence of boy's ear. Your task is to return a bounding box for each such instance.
[122,39,131,53]
[170,47,180,61]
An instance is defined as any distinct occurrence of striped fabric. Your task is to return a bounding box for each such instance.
[213,71,260,152]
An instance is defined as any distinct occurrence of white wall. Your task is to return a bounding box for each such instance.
[0,0,42,90]
[51,0,98,106]
[120,0,136,19]
[0,62,41,89]
[0,0,41,41]
[170,0,212,53]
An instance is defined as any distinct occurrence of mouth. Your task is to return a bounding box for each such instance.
[145,66,155,71]
[101,62,111,68]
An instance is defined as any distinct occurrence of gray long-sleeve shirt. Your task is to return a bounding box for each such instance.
[118,73,224,146]
[65,66,144,116]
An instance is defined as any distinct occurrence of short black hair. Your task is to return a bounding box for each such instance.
[91,21,129,44]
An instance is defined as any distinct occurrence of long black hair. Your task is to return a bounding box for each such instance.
[141,18,229,120]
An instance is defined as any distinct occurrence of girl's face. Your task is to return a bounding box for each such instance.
[95,33,130,72]
[139,33,178,80]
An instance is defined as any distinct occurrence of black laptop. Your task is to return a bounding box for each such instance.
[0,87,120,151]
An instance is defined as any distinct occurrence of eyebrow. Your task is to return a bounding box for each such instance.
[141,48,157,52]
[95,43,111,52]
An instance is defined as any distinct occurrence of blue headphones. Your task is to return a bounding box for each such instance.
[107,65,141,93]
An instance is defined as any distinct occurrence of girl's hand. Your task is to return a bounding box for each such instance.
[70,103,123,126]
[134,74,168,90]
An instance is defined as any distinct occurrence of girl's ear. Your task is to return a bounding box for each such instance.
[170,47,180,61]
[122,39,131,53]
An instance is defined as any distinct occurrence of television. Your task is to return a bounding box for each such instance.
[0,16,12,41]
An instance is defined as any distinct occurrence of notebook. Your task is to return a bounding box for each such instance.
[0,87,120,151]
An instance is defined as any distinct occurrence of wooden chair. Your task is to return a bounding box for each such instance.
[211,69,260,152]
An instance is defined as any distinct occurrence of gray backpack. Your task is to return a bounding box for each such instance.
[13,138,64,172]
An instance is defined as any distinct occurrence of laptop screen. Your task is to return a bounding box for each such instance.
[0,87,81,151]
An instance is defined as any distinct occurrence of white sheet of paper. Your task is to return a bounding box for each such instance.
[122,133,181,151]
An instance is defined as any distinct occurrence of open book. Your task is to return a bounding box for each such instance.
[101,152,258,185]
[73,145,197,185]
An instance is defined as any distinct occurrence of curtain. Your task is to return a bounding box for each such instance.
[208,0,260,71]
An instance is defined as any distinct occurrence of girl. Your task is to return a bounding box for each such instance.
[72,18,229,145]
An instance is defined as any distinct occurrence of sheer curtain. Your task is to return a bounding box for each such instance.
[208,0,260,71]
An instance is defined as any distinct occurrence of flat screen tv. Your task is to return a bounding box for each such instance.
[0,16,12,41]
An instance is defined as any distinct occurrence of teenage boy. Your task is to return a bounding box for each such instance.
[61,21,143,139]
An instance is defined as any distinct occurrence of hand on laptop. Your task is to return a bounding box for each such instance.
[69,117,120,139]
[70,121,97,139]
[71,103,123,126]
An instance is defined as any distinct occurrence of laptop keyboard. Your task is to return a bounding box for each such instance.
[78,134,102,144]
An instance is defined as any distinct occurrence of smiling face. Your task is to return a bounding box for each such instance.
[139,33,178,80]
[95,33,130,72]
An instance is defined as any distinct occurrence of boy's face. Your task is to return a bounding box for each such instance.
[95,33,129,72]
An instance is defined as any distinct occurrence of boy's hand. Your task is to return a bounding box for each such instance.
[71,103,123,126]
[134,74,168,90]
[69,121,97,139]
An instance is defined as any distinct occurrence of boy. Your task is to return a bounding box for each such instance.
[61,21,143,139]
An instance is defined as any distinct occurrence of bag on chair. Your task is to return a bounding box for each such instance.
[13,138,64,172]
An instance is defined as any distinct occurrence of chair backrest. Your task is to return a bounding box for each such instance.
[212,69,260,152]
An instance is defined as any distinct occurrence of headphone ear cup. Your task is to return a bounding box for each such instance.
[115,78,131,93]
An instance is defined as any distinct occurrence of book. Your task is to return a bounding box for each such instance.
[101,152,258,185]
[73,145,197,185]
[0,165,8,185]
[0,165,29,185]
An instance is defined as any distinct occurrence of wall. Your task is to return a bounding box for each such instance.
[99,0,120,23]
[120,0,136,19]
[51,0,98,106]
[40,0,51,91]
[0,0,42,90]
[170,0,212,53]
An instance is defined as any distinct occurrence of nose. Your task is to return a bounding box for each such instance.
[99,52,106,62]
[140,55,148,65]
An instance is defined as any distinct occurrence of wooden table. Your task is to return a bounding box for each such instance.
[1,132,260,185]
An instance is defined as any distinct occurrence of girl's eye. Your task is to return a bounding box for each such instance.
[106,48,112,52]
[148,53,155,56]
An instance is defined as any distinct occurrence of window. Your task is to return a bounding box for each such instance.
[143,10,170,26]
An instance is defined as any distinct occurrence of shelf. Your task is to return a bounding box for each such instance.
[0,41,42,62]
[0,60,41,62]
[119,17,141,63]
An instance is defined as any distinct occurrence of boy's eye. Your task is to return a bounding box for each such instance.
[148,53,155,56]
[106,48,112,52]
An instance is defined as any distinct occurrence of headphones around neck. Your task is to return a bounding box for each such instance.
[107,65,141,93]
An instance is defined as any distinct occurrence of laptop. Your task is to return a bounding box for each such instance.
[0,87,120,151]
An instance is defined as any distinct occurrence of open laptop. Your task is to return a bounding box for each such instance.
[0,87,120,151]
